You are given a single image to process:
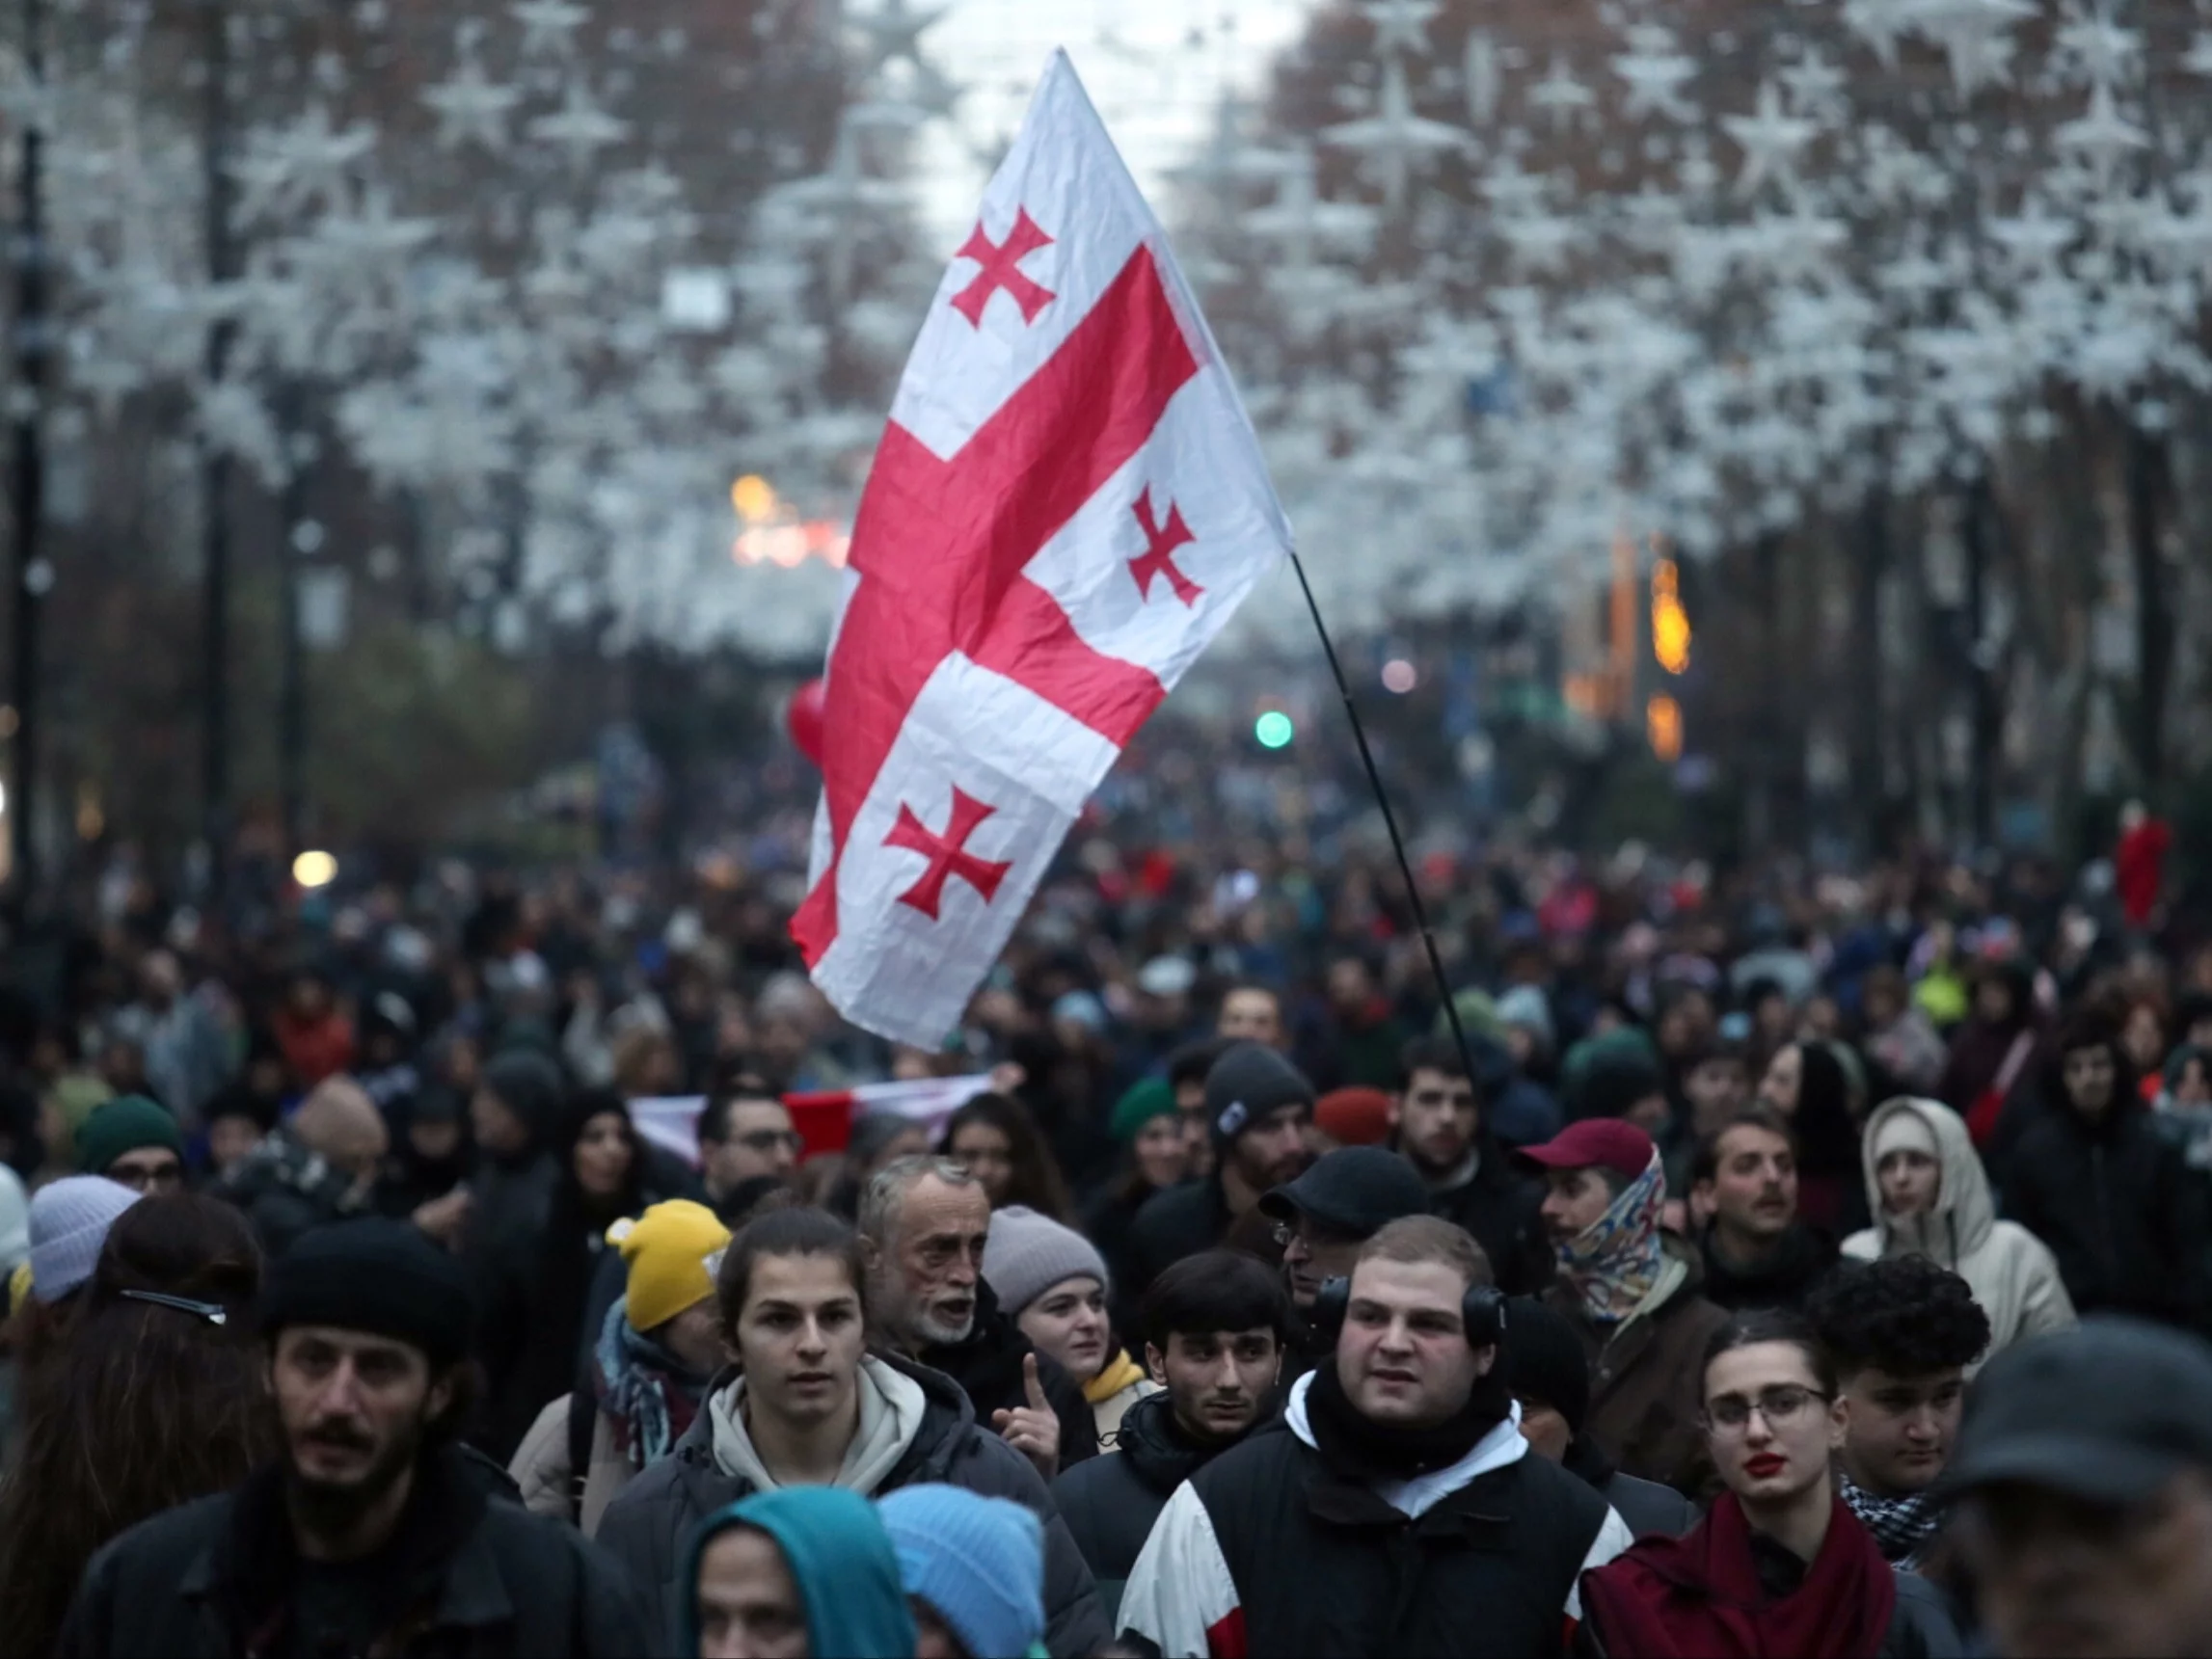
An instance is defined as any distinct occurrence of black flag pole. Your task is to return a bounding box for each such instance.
[1287,549,1486,1088]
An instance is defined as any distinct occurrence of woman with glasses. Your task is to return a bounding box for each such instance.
[1576,1309,1961,1657]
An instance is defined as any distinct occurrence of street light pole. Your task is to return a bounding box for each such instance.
[9,0,48,907]
[201,0,235,895]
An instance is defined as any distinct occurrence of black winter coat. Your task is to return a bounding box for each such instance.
[2002,1099,2212,1330]
[1122,1175,1236,1300]
[593,1353,1110,1658]
[56,1446,651,1659]
[1565,1433,1698,1539]
[1696,1222,1839,1313]
[915,1279,1100,1470]
[1052,1391,1243,1619]
[1425,1142,1554,1296]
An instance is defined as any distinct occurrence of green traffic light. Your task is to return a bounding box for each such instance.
[1254,710,1294,749]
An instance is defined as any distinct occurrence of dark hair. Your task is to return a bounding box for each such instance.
[1167,1038,1233,1094]
[1786,1041,1862,1180]
[0,1195,280,1659]
[1701,1307,1837,1402]
[1690,1107,1799,1187]
[715,1205,866,1334]
[1807,1257,1991,1380]
[699,1081,784,1149]
[1398,1034,1471,1090]
[2051,1010,2139,1108]
[1138,1250,1294,1353]
[937,1093,1074,1222]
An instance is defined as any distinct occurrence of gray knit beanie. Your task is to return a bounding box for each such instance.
[982,1205,1109,1318]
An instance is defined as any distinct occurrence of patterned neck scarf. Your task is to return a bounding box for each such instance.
[594,1296,712,1468]
[1840,1470,1937,1568]
[1556,1151,1667,1325]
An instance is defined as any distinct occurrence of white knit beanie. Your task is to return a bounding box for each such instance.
[28,1176,143,1304]
[982,1205,1108,1318]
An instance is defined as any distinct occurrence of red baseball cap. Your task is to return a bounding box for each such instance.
[1518,1119,1656,1182]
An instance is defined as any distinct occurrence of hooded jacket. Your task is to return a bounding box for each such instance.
[1999,1080,2211,1329]
[1119,1376,1632,1657]
[676,1488,914,1659]
[1051,1388,1256,1621]
[1842,1099,2075,1365]
[593,1351,1109,1657]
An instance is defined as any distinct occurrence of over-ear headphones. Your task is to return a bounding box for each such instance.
[1311,1275,1507,1350]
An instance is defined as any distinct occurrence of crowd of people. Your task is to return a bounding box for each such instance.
[2,837,2212,1656]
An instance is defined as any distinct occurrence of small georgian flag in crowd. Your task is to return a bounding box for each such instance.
[791,51,1292,1046]
[629,1073,997,1165]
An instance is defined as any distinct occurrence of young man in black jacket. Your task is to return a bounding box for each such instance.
[58,1219,650,1659]
[1052,1251,1293,1619]
[1119,1216,1631,1657]
[1389,1036,1553,1295]
[2004,1013,2211,1331]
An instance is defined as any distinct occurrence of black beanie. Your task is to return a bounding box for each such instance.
[262,1218,476,1368]
[1204,1042,1316,1154]
[1502,1295,1591,1436]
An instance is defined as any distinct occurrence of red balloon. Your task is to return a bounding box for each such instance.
[786,678,827,767]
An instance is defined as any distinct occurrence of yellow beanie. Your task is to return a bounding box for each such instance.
[610,1199,731,1334]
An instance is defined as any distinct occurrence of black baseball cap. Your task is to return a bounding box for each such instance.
[1939,1317,2212,1508]
[1259,1147,1430,1240]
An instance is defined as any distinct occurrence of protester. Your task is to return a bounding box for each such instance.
[1124,1041,1313,1295]
[466,1046,567,1273]
[2002,1013,2211,1329]
[72,1094,186,1193]
[1843,1098,2074,1362]
[1805,1255,1989,1568]
[1216,984,1286,1050]
[1691,1110,1838,1312]
[377,1084,476,1247]
[56,1217,652,1657]
[220,1073,390,1255]
[1163,1037,1230,1176]
[823,1110,934,1222]
[511,1197,733,1533]
[1503,1294,1698,1539]
[269,965,358,1093]
[1051,1251,1291,1619]
[201,1082,281,1181]
[984,1204,1157,1442]
[1578,1309,1961,1656]
[1389,1035,1552,1294]
[24,1174,142,1309]
[482,1086,666,1459]
[594,1203,1109,1654]
[1119,1217,1632,1656]
[879,1485,1050,1659]
[0,1195,277,1658]
[1938,958,2041,1152]
[1257,1145,1431,1374]
[697,1082,802,1218]
[1528,1118,1730,1492]
[940,1093,1076,1221]
[1937,1317,2212,1659]
[1083,1080,1191,1302]
[859,1157,1098,1476]
[1755,1039,1868,1236]
[1862,967,1949,1098]
[682,1486,916,1659]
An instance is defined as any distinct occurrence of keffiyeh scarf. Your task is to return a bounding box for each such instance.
[1556,1151,1667,1325]
[593,1297,710,1468]
[1840,1471,1938,1568]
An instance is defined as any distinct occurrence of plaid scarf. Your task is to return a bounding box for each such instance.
[1840,1470,1937,1568]
[593,1296,710,1467]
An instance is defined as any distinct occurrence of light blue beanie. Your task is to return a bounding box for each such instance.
[27,1176,142,1305]
[877,1485,1045,1659]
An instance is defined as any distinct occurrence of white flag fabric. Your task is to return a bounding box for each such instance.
[793,50,1291,1045]
[628,1074,996,1165]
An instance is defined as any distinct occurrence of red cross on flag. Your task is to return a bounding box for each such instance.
[792,52,1291,1046]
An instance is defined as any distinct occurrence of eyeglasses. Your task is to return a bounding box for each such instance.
[108,1160,185,1193]
[119,1289,229,1326]
[1270,1219,1360,1251]
[1703,1384,1830,1433]
[736,1130,803,1154]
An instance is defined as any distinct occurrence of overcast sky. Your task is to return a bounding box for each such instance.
[907,0,1311,239]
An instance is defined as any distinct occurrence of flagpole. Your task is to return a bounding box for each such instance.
[1286,549,1486,1089]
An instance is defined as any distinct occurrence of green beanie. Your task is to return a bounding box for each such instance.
[75,1094,184,1178]
[1110,1079,1179,1144]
